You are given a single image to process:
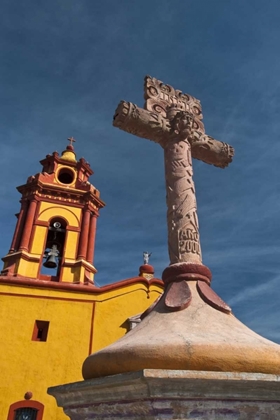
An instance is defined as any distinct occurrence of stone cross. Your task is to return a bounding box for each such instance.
[113,76,234,265]
[67,137,76,146]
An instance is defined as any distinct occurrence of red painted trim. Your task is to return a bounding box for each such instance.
[74,228,80,260]
[10,208,22,252]
[162,263,212,285]
[7,400,44,420]
[39,274,58,281]
[34,195,86,209]
[94,277,163,291]
[86,214,97,264]
[33,220,49,227]
[17,180,105,210]
[88,302,95,355]
[2,251,40,264]
[19,199,38,251]
[34,190,102,212]
[35,219,79,230]
[76,157,94,176]
[77,209,91,259]
[139,264,154,275]
[0,275,163,294]
[33,206,46,274]
[34,195,41,223]
[11,201,28,252]
[65,225,80,232]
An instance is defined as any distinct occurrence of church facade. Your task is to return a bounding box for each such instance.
[0,141,163,420]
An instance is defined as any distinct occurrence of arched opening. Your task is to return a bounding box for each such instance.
[57,167,75,184]
[40,217,67,280]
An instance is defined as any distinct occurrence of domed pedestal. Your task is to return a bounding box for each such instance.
[83,263,280,379]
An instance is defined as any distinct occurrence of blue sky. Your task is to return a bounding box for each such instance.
[1,0,280,342]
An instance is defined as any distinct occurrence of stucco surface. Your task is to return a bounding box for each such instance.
[0,279,162,420]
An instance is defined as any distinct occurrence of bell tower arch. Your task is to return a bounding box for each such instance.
[1,139,105,284]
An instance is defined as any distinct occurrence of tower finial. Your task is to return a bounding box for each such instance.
[143,251,152,265]
[61,138,77,162]
[67,137,76,147]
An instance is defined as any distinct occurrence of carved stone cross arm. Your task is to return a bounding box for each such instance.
[113,77,234,265]
[113,100,234,169]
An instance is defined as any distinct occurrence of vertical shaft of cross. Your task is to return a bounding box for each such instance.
[165,137,201,264]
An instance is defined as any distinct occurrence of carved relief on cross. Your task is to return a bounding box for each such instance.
[113,76,234,265]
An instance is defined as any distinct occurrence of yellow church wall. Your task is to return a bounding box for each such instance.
[38,202,81,227]
[61,266,85,283]
[60,265,85,283]
[17,257,40,278]
[92,286,162,352]
[0,285,94,420]
[30,225,47,254]
[0,280,163,420]
[64,231,79,259]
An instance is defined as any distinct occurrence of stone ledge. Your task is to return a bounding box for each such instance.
[48,369,280,419]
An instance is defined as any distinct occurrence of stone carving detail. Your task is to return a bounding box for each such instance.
[144,75,204,126]
[165,143,200,262]
[113,76,234,265]
[113,101,233,168]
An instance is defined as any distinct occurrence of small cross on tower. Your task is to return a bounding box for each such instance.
[67,137,76,147]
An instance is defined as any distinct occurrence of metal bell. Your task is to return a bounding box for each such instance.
[43,254,57,268]
[43,244,59,269]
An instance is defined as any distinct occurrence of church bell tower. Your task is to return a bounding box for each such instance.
[2,138,105,284]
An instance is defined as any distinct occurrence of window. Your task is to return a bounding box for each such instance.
[7,401,44,420]
[14,407,38,420]
[32,321,49,342]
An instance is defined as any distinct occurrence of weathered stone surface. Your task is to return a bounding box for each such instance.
[82,281,280,379]
[48,369,280,420]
